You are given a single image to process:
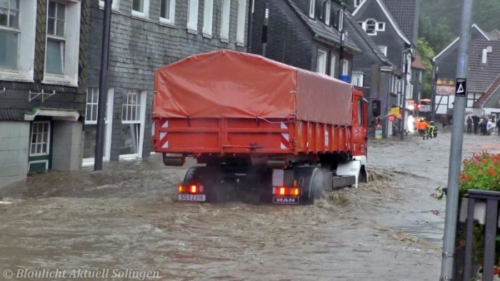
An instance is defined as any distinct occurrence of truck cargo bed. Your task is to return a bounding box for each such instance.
[153,117,352,155]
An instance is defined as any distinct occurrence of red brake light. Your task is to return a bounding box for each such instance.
[273,187,301,197]
[190,185,197,193]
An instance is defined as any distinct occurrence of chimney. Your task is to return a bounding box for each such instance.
[482,46,492,64]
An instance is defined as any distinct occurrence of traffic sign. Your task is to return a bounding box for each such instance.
[456,78,466,97]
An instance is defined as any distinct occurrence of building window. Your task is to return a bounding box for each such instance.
[83,88,112,161]
[354,0,364,7]
[0,0,19,70]
[377,22,385,31]
[45,1,65,75]
[220,0,230,40]
[316,49,327,74]
[85,88,100,123]
[187,0,199,31]
[352,72,364,87]
[99,0,119,10]
[121,90,146,157]
[365,19,376,35]
[330,55,336,77]
[378,45,387,56]
[236,0,246,44]
[30,122,50,156]
[362,19,385,35]
[309,0,315,18]
[342,59,349,75]
[0,1,36,82]
[132,0,149,17]
[324,1,331,26]
[160,0,175,24]
[43,0,81,86]
[467,93,481,108]
[336,8,344,31]
[203,0,213,36]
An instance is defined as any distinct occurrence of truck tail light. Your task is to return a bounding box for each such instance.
[272,187,301,197]
[178,184,204,194]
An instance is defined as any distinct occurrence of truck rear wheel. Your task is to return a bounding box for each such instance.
[182,166,228,203]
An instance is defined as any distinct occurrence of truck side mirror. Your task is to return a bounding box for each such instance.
[372,100,381,117]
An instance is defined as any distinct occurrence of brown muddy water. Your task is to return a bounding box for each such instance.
[0,132,496,280]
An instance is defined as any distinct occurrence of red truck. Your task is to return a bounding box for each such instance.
[153,50,368,204]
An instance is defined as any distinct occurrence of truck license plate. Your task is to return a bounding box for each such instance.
[272,196,299,204]
[178,194,206,202]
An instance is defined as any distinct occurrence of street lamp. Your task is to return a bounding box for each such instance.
[379,66,394,138]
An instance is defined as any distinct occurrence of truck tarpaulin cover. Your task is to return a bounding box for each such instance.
[154,50,353,125]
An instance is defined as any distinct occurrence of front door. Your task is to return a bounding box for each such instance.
[28,121,52,172]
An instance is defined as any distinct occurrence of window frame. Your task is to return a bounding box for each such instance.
[378,45,387,56]
[324,1,331,26]
[316,49,327,74]
[309,0,315,18]
[131,0,149,18]
[236,0,246,45]
[160,0,175,25]
[330,55,336,78]
[122,90,142,124]
[377,22,385,31]
[98,0,120,10]
[352,72,364,87]
[0,0,36,82]
[220,0,230,40]
[202,0,214,36]
[45,1,66,75]
[342,59,349,75]
[187,0,199,32]
[0,0,20,70]
[30,121,51,157]
[365,19,376,35]
[42,0,81,87]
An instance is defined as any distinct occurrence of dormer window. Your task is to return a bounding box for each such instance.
[309,0,315,18]
[361,18,385,35]
[324,1,331,25]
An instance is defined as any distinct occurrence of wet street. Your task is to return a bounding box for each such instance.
[0,132,499,281]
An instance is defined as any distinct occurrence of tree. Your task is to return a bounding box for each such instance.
[417,37,435,98]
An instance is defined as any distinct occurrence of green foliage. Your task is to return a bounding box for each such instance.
[420,0,500,53]
[417,38,435,98]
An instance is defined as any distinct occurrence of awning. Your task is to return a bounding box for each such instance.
[24,108,80,122]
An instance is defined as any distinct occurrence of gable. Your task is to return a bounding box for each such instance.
[432,24,491,62]
[352,0,410,45]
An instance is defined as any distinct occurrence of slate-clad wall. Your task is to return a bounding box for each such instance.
[87,0,248,160]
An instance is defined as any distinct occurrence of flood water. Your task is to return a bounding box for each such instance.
[0,131,497,280]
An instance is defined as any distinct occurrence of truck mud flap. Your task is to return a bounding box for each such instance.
[332,175,356,189]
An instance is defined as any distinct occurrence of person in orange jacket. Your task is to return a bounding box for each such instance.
[416,118,429,136]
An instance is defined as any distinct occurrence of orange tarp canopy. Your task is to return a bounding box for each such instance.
[154,50,353,126]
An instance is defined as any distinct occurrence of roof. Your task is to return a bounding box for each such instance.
[0,109,26,121]
[468,40,500,93]
[287,0,362,54]
[490,30,500,40]
[382,0,419,43]
[475,74,500,108]
[412,54,426,70]
[352,0,411,45]
[344,10,397,69]
[433,24,491,62]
